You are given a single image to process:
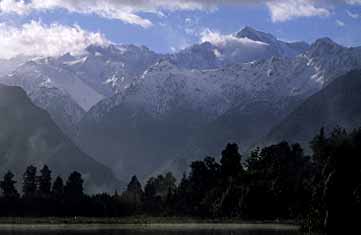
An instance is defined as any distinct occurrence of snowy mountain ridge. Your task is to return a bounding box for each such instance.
[0,26,311,114]
[93,36,360,122]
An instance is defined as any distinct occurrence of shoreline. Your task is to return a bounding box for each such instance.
[0,217,299,225]
[0,223,300,231]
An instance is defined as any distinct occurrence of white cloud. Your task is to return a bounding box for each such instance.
[0,0,29,15]
[0,0,220,28]
[0,0,359,27]
[266,0,330,22]
[0,21,109,59]
[0,0,154,28]
[200,29,268,47]
[346,10,359,18]
[199,28,272,62]
[336,19,346,27]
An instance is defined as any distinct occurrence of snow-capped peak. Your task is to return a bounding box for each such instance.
[236,26,309,58]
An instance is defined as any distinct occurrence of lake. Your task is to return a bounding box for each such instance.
[0,224,306,235]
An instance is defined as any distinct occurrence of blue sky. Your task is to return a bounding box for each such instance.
[0,0,361,57]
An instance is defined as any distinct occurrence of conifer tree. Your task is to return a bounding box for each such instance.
[52,176,64,199]
[0,171,19,199]
[23,165,38,197]
[65,171,84,198]
[38,165,52,196]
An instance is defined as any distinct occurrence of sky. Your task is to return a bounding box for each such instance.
[0,0,361,58]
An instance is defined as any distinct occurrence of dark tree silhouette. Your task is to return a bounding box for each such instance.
[143,172,177,214]
[220,143,244,179]
[52,176,64,199]
[121,175,144,214]
[65,171,84,198]
[38,165,52,196]
[127,175,143,193]
[310,127,329,165]
[0,171,19,199]
[243,142,312,219]
[22,165,37,198]
[173,173,192,215]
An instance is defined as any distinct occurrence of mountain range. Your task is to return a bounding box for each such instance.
[1,27,361,182]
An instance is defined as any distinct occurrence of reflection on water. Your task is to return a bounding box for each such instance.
[0,225,305,235]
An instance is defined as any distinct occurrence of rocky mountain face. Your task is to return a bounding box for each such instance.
[305,38,361,86]
[29,87,85,139]
[0,84,121,193]
[59,44,162,97]
[264,70,361,148]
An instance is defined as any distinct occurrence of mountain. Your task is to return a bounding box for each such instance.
[236,26,309,58]
[1,27,360,182]
[0,44,162,139]
[76,37,361,180]
[186,38,361,156]
[305,38,361,86]
[0,84,121,193]
[265,70,361,147]
[59,44,162,97]
[168,26,309,70]
[0,27,309,113]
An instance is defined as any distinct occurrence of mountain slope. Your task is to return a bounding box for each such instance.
[265,70,361,146]
[305,38,361,86]
[1,60,104,111]
[0,84,121,193]
[29,87,85,138]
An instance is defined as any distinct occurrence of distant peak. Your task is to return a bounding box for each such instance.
[308,37,343,56]
[313,37,339,47]
[241,26,257,33]
[236,26,276,44]
[308,37,344,57]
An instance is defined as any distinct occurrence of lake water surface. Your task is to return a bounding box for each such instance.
[0,224,306,235]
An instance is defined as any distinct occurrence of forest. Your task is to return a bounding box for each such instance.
[0,127,360,234]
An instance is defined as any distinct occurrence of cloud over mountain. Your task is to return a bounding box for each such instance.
[0,21,108,59]
[200,29,268,48]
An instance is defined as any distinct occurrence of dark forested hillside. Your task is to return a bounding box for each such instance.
[265,70,361,147]
[0,84,121,193]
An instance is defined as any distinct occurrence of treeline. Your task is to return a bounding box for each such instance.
[0,127,360,233]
